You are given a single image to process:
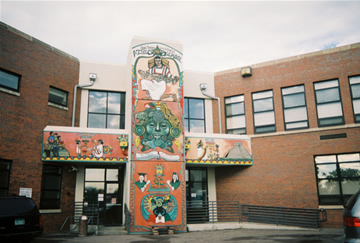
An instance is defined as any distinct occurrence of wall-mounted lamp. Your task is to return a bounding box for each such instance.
[89,73,97,82]
[241,66,252,77]
[200,83,207,91]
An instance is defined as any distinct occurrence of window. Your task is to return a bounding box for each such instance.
[252,90,276,133]
[225,95,246,134]
[184,98,206,133]
[281,85,309,130]
[315,153,360,205]
[88,91,126,129]
[40,165,62,209]
[0,160,11,197]
[314,80,344,127]
[49,86,68,107]
[0,68,21,92]
[349,76,360,123]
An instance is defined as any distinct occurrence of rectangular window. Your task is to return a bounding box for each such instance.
[49,86,68,107]
[225,95,246,134]
[315,153,360,205]
[314,79,344,127]
[0,68,21,92]
[349,76,360,123]
[0,160,11,197]
[88,91,126,129]
[40,165,62,209]
[281,85,309,130]
[252,90,276,133]
[184,98,206,133]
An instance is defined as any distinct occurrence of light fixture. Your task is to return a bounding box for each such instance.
[200,83,207,91]
[241,67,252,77]
[89,73,97,82]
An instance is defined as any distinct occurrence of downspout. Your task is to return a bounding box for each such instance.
[200,84,222,134]
[72,74,96,127]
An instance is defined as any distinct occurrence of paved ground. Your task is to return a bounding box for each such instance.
[32,228,345,243]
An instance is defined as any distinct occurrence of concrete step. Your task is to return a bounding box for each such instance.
[98,226,128,235]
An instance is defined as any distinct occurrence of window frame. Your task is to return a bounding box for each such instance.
[184,97,206,133]
[224,94,246,135]
[87,90,126,129]
[281,84,309,130]
[40,165,63,209]
[0,68,21,93]
[0,160,11,197]
[48,86,68,108]
[314,153,360,206]
[313,79,344,127]
[252,90,276,134]
[349,75,360,123]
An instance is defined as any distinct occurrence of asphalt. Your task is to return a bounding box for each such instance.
[31,228,345,243]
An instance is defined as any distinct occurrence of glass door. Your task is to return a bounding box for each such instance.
[84,167,123,226]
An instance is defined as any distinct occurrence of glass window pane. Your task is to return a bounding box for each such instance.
[317,103,343,118]
[282,85,304,95]
[353,99,360,114]
[226,115,246,129]
[85,168,105,181]
[43,175,61,190]
[89,91,106,113]
[284,107,307,122]
[227,128,246,135]
[339,163,360,177]
[0,70,20,90]
[315,155,337,163]
[316,164,337,178]
[283,93,305,108]
[107,93,121,114]
[253,90,273,100]
[350,76,360,85]
[190,120,205,133]
[316,88,340,103]
[341,179,360,195]
[189,99,204,119]
[88,114,106,128]
[314,80,338,90]
[225,95,244,104]
[317,179,340,195]
[254,111,275,126]
[338,154,360,162]
[107,115,120,129]
[351,84,360,99]
[285,121,308,130]
[184,99,189,118]
[106,169,118,181]
[226,103,244,116]
[254,98,273,112]
[49,87,68,106]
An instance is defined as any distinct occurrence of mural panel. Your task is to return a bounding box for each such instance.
[185,136,253,165]
[130,42,185,233]
[41,131,128,162]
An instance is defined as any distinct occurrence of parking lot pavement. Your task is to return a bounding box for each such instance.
[32,228,345,243]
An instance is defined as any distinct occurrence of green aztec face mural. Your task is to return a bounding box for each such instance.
[134,102,182,154]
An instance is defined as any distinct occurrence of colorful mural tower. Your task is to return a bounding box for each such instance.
[129,41,186,233]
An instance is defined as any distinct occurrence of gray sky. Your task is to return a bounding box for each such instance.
[1,1,360,72]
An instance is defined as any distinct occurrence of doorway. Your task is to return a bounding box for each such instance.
[84,167,124,226]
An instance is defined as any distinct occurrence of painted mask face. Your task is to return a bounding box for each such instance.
[145,119,170,140]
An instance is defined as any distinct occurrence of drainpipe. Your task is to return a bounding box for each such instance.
[200,83,222,134]
[72,73,97,127]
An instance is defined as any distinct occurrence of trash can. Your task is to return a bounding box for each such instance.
[78,215,88,236]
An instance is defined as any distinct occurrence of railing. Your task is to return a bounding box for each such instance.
[240,204,327,228]
[186,201,327,228]
[186,201,241,223]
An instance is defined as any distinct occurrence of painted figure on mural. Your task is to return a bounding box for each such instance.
[134,102,182,156]
[135,173,150,192]
[142,194,177,223]
[167,172,180,191]
[91,139,104,158]
[138,47,179,101]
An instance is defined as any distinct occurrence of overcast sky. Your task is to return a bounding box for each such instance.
[1,1,360,72]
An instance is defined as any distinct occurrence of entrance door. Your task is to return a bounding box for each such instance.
[186,167,208,223]
[84,167,124,225]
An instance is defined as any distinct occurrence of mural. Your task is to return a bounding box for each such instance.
[41,131,128,162]
[130,42,186,233]
[185,136,253,165]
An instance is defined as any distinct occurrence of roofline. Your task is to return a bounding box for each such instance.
[215,42,360,76]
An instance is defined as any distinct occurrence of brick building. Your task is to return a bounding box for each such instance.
[1,21,359,233]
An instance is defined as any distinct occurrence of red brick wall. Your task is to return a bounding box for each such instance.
[0,23,80,233]
[214,44,360,227]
